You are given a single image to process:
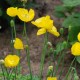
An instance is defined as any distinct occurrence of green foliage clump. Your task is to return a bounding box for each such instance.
[54,0,80,42]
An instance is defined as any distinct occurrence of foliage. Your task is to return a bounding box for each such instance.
[54,0,80,42]
[0,0,80,80]
[62,0,80,7]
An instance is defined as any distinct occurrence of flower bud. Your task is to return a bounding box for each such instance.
[69,25,72,31]
[0,25,2,29]
[20,0,28,3]
[24,45,28,48]
[47,42,52,48]
[10,20,15,27]
[62,41,67,48]
[48,66,53,70]
[60,28,64,35]
[77,32,80,42]
[0,60,4,64]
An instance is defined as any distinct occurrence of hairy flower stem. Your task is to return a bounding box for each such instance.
[10,19,16,39]
[10,19,16,53]
[1,65,6,80]
[64,57,76,80]
[17,50,21,74]
[24,22,32,80]
[53,51,65,77]
[14,67,17,80]
[5,67,9,80]
[39,32,48,80]
[58,57,65,80]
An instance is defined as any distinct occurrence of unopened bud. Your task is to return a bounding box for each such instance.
[0,26,2,29]
[47,42,52,47]
[63,41,67,48]
[10,20,15,27]
[0,60,4,64]
[24,45,28,48]
[60,28,64,35]
[48,66,53,70]
[21,0,28,3]
[69,25,72,31]
[11,39,15,43]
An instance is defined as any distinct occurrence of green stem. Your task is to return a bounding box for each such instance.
[14,67,17,80]
[1,65,6,80]
[13,21,16,38]
[53,52,65,76]
[10,19,16,53]
[9,68,14,79]
[39,32,48,80]
[64,57,76,80]
[24,22,32,80]
[5,67,9,80]
[17,50,21,74]
[11,23,14,53]
[58,55,65,80]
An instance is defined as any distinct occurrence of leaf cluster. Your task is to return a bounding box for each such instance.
[54,0,80,42]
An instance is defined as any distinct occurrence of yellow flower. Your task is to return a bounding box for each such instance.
[77,32,80,42]
[4,55,20,68]
[17,8,35,22]
[47,77,57,80]
[31,15,60,36]
[14,38,24,49]
[7,7,17,17]
[71,42,80,56]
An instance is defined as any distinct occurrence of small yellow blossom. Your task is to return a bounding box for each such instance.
[48,66,53,70]
[31,15,60,37]
[47,77,57,80]
[4,55,20,68]
[77,32,80,42]
[7,7,17,17]
[71,42,80,56]
[14,38,24,49]
[17,8,35,22]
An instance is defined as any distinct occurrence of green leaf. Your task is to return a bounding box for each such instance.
[54,12,66,18]
[62,0,80,7]
[54,5,67,12]
[62,13,80,28]
[76,56,80,63]
[68,26,80,42]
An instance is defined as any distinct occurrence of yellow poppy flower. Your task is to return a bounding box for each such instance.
[77,32,80,42]
[7,7,17,17]
[32,15,53,29]
[17,8,35,22]
[31,15,60,37]
[47,77,57,80]
[4,55,20,68]
[14,38,24,49]
[71,42,80,56]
